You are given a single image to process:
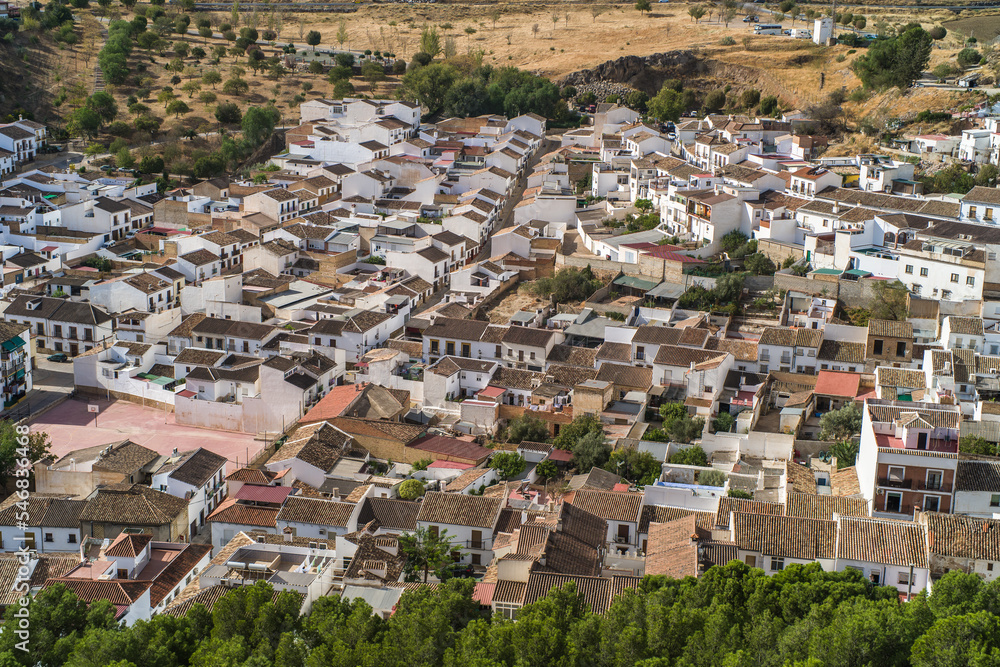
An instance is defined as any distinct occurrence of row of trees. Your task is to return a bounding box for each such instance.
[9,564,1000,667]
[402,61,569,121]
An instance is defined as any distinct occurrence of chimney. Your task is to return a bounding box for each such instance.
[283,527,294,542]
[172,448,178,456]
[832,201,840,214]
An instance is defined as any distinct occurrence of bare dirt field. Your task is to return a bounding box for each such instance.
[486,287,549,324]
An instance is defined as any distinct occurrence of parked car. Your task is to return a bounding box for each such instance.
[443,563,477,579]
[743,15,759,22]
[47,353,68,363]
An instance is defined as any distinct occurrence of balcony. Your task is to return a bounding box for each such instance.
[878,477,912,490]
[917,480,951,492]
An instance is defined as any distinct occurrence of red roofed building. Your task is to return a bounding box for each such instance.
[814,371,862,411]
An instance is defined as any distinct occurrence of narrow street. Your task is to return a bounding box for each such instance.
[476,134,557,261]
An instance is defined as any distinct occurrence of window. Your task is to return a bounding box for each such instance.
[988,208,994,221]
[44,533,53,542]
[920,267,929,277]
[636,346,645,360]
[770,557,785,571]
[905,264,913,274]
[991,494,1000,507]
[495,602,519,620]
[942,290,952,300]
[898,571,911,585]
[968,276,976,286]
[430,340,439,355]
[873,340,883,355]
[971,206,978,217]
[896,341,907,358]
[951,273,959,283]
[924,495,940,512]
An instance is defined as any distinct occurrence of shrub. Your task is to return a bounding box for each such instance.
[398,479,424,500]
[957,47,982,68]
[713,412,736,433]
[698,469,726,487]
[670,445,708,466]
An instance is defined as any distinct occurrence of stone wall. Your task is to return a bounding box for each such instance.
[757,239,804,265]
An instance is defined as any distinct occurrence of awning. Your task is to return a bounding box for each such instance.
[15,369,24,380]
[1,336,25,351]
[844,269,870,277]
[613,275,659,291]
[151,376,172,386]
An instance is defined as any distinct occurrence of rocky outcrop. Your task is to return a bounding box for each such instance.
[561,51,701,93]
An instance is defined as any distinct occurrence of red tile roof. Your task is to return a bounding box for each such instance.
[409,434,492,463]
[814,370,862,398]
[233,484,294,504]
[300,384,362,423]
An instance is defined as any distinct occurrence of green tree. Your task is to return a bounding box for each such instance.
[698,469,726,487]
[166,99,190,118]
[852,25,932,89]
[605,447,660,485]
[398,478,424,500]
[86,91,118,125]
[635,0,651,14]
[819,403,863,442]
[688,5,705,22]
[958,48,982,68]
[402,62,457,113]
[744,253,776,276]
[976,164,999,188]
[336,18,348,48]
[202,69,222,88]
[703,89,726,113]
[573,430,611,471]
[420,25,441,58]
[741,88,761,109]
[306,29,320,53]
[0,422,49,493]
[506,412,549,444]
[829,439,859,469]
[361,61,385,87]
[223,77,250,96]
[759,94,779,117]
[241,105,279,145]
[929,25,947,40]
[929,571,984,619]
[490,452,526,480]
[536,459,559,481]
[68,107,102,139]
[116,147,135,169]
[553,413,603,450]
[911,611,1000,667]
[410,458,433,472]
[670,444,708,466]
[713,412,735,433]
[870,280,909,321]
[648,86,685,122]
[529,266,602,303]
[959,434,999,456]
[398,526,455,583]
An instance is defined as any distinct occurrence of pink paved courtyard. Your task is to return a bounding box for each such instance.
[30,398,264,472]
